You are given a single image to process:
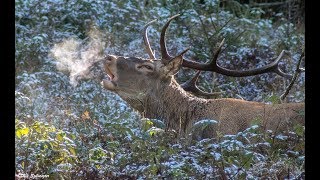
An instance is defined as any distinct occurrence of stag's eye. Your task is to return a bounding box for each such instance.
[144,65,153,70]
[137,64,154,71]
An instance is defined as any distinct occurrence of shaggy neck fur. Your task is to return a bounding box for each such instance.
[142,78,213,136]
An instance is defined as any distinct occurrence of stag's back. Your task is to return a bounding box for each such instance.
[198,98,305,138]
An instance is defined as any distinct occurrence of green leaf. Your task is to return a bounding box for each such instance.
[294,124,305,137]
[69,147,76,156]
[56,132,66,141]
[141,118,155,131]
[191,119,218,132]
[15,119,26,128]
[16,127,29,138]
[147,127,164,137]
[266,94,281,104]
[32,122,42,133]
[148,119,166,129]
[89,147,107,161]
[250,117,262,126]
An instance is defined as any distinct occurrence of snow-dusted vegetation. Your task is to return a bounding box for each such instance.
[16,0,304,179]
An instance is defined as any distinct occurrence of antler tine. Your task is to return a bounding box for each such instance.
[143,19,157,59]
[160,14,181,64]
[269,50,292,78]
[180,70,201,92]
[176,47,190,58]
[182,39,292,78]
[211,38,225,65]
[181,71,222,98]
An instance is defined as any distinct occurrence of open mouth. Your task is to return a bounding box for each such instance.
[105,66,116,81]
[102,65,117,91]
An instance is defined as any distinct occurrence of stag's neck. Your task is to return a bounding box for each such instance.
[142,78,209,134]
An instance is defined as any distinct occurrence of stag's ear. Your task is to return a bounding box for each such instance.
[163,55,183,76]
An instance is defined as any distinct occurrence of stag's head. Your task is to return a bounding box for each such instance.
[102,52,186,95]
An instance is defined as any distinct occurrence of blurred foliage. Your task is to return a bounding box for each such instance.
[16,117,305,179]
[15,0,304,179]
[15,119,77,177]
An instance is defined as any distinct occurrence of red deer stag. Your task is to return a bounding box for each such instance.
[102,14,304,139]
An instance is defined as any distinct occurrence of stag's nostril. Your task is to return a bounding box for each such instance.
[105,55,112,61]
[104,55,113,65]
[105,55,117,62]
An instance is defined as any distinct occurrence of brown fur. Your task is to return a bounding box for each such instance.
[102,55,305,139]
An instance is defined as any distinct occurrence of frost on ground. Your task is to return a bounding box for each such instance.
[50,27,106,86]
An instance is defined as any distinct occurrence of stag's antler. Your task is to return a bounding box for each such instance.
[160,14,292,78]
[143,14,293,97]
[143,19,157,59]
[160,14,181,63]
[181,71,223,98]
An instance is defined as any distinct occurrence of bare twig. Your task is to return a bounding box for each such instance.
[280,49,305,101]
[249,1,291,7]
